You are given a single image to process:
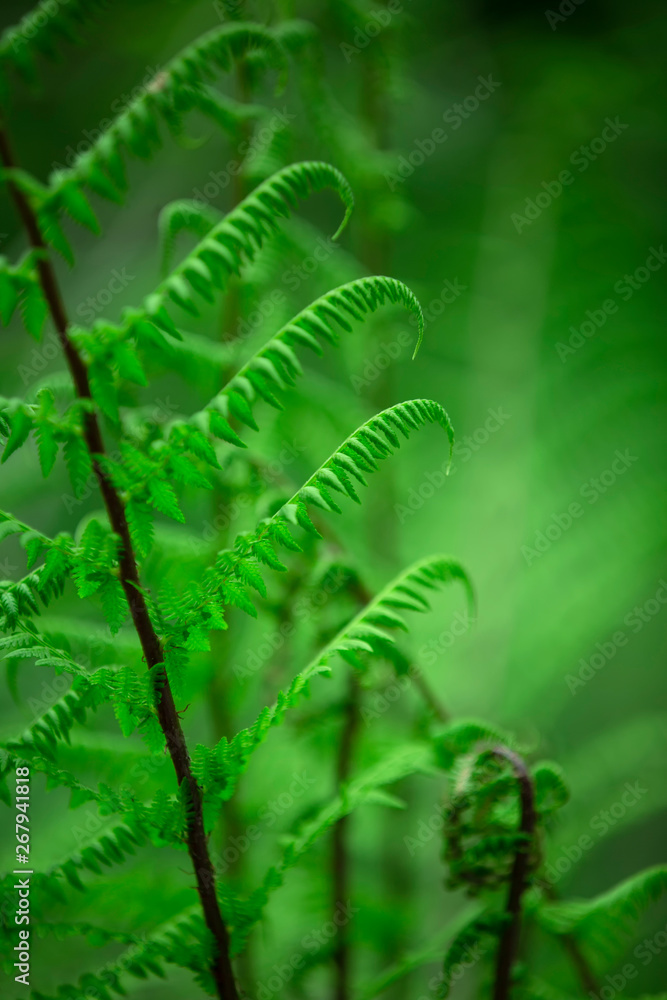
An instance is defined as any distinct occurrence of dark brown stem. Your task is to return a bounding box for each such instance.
[490,746,536,1000]
[0,123,238,1000]
[332,672,360,1000]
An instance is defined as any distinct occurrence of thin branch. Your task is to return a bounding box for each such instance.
[0,123,239,1000]
[490,746,536,1000]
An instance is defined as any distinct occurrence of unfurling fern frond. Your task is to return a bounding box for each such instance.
[535,864,667,966]
[226,743,436,954]
[433,718,518,771]
[532,762,570,817]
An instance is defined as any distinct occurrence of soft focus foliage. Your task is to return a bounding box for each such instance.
[0,1,665,998]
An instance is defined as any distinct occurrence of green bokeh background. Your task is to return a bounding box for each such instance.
[0,0,665,996]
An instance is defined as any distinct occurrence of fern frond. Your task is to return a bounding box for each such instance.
[155,400,455,651]
[158,200,224,275]
[144,161,354,329]
[0,0,108,93]
[1,687,91,763]
[24,907,211,998]
[43,817,148,892]
[192,555,470,815]
[69,161,354,387]
[198,276,424,444]
[292,554,473,672]
[535,864,667,966]
[270,399,452,535]
[0,252,46,333]
[43,23,288,204]
[34,920,138,947]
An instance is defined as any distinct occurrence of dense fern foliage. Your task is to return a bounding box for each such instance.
[0,3,664,1000]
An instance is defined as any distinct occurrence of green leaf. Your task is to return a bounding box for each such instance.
[89,361,118,421]
[19,281,48,340]
[60,183,100,233]
[36,420,58,476]
[2,408,34,462]
[147,479,184,523]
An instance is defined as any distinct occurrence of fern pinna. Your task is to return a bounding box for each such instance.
[1,5,666,1000]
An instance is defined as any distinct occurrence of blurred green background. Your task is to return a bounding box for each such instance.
[1,0,666,996]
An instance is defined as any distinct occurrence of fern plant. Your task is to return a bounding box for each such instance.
[0,6,462,999]
[1,5,665,1000]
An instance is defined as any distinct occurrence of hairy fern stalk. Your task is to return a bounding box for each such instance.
[0,5,665,1000]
